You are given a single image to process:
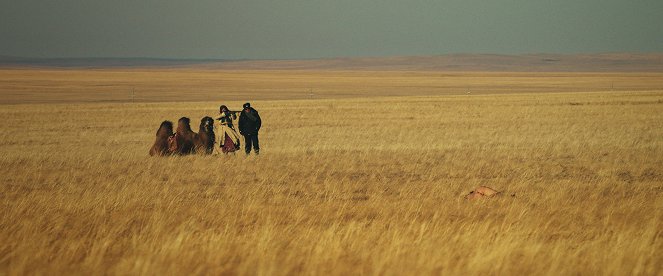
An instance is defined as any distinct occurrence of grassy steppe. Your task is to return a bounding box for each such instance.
[2,68,663,104]
[1,88,662,274]
[0,68,663,275]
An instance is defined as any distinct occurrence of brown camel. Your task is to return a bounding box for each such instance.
[173,117,197,155]
[149,121,174,156]
[194,116,216,154]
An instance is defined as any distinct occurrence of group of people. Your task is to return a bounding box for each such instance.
[216,102,262,155]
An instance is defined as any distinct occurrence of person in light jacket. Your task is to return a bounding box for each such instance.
[216,105,241,154]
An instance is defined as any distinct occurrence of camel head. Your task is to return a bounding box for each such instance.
[200,116,214,133]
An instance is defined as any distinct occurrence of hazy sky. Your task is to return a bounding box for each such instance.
[1,0,662,59]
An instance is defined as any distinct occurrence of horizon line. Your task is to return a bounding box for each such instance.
[2,51,663,62]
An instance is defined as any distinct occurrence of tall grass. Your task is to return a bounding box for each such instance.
[1,91,662,275]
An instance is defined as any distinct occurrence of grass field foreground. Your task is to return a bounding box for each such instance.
[1,90,662,274]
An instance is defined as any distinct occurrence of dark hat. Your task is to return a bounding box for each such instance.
[243,102,251,109]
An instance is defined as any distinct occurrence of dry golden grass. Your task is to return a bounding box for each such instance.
[2,68,663,104]
[1,69,662,275]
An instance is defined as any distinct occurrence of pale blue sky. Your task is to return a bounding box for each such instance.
[1,0,662,59]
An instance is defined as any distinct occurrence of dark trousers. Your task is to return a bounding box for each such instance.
[244,134,260,154]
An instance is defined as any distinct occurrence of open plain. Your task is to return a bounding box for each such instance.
[1,68,662,274]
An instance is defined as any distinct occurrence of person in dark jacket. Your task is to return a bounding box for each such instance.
[238,102,261,155]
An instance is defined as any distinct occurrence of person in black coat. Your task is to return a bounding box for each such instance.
[238,102,262,155]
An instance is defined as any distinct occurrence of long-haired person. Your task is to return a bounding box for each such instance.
[216,105,241,154]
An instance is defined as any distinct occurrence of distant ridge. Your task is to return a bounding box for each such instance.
[0,56,234,68]
[2,53,663,72]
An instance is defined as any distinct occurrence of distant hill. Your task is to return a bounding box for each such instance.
[2,53,663,72]
[0,56,231,68]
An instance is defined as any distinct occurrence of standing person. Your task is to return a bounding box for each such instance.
[238,102,261,155]
[216,105,241,154]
